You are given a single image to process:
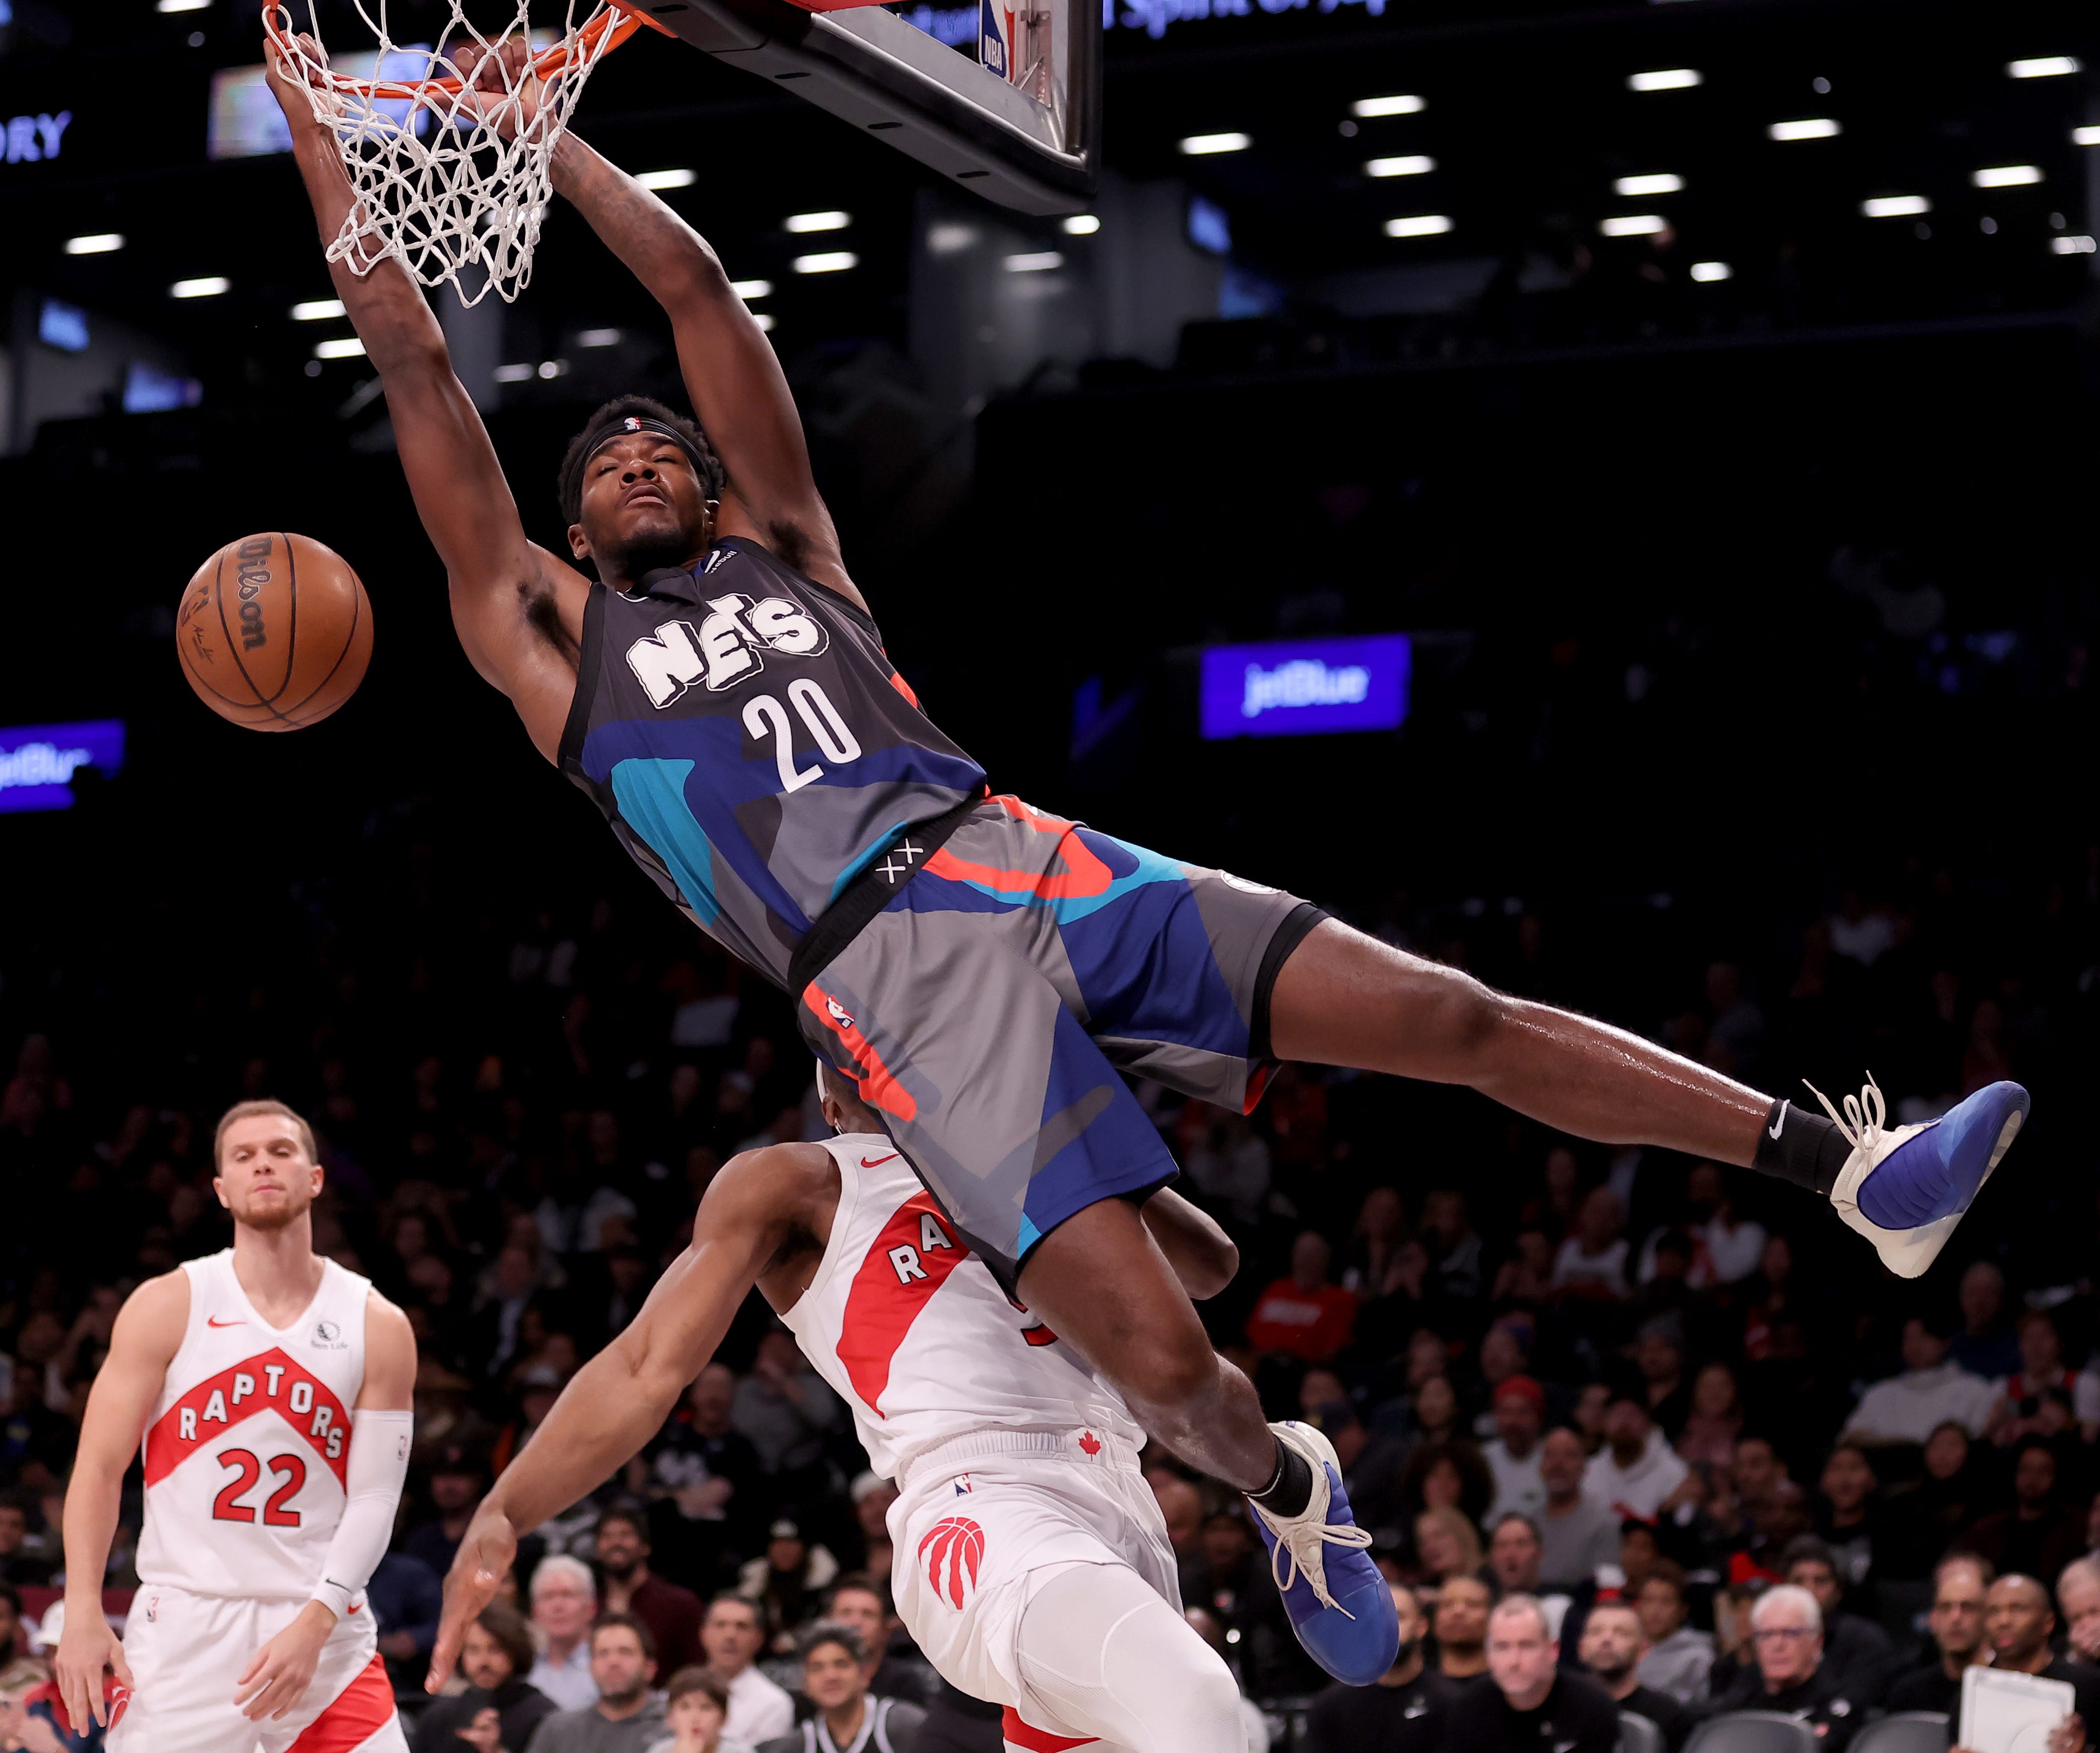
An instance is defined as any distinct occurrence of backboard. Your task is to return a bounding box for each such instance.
[635,0,1099,214]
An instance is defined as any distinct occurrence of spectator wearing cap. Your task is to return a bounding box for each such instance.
[1781,1534,1893,1705]
[1485,1376,1548,1523]
[1539,1427,1621,1591]
[846,1473,897,1585]
[1844,1308,1997,1444]
[1584,1396,1687,1522]
[597,1504,706,1676]
[1578,1598,1691,1752]
[737,1517,840,1654]
[1244,1231,1357,1364]
[404,1446,491,1579]
[1632,1559,1711,1706]
[530,1554,604,1712]
[701,1594,795,1747]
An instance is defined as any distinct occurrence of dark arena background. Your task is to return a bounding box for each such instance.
[2,0,2098,1746]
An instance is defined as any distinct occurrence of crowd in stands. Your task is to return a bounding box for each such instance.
[0,782,2091,1752]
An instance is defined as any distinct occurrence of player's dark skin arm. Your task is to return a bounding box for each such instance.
[424,1112,1235,1687]
[547,135,864,611]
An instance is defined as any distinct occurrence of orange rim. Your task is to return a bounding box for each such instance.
[263,0,669,103]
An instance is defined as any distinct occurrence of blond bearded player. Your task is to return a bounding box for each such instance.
[55,1099,417,1752]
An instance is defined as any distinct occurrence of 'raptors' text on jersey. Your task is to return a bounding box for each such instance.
[779,1135,1142,1481]
[559,541,987,988]
[136,1252,375,1601]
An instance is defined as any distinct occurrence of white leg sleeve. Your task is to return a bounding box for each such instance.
[1013,1563,1247,1753]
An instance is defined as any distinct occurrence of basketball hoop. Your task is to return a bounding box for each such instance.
[264,0,669,305]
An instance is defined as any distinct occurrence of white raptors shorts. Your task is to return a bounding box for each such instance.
[887,1426,1181,1719]
[110,1586,408,1753]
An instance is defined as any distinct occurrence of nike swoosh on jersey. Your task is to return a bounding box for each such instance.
[207,1317,245,1328]
[860,1153,900,1168]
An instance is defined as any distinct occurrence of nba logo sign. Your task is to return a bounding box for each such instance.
[920,1517,985,1608]
[978,0,1011,80]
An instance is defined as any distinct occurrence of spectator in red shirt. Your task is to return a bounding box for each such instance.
[1246,1232,1358,1363]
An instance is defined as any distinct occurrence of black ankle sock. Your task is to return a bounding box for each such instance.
[1752,1096,1853,1196]
[1249,1438,1313,1518]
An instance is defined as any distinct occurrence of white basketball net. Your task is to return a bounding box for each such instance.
[266,0,649,305]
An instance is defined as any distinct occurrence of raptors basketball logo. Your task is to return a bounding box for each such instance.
[919,1517,985,1609]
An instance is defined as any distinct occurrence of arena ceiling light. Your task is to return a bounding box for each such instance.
[792,251,858,273]
[291,299,346,320]
[1627,69,1702,92]
[2076,127,2100,146]
[1384,214,1452,237]
[1690,261,1733,282]
[313,337,366,359]
[635,169,696,191]
[577,328,620,347]
[754,313,776,331]
[785,211,851,233]
[1352,95,1424,118]
[1365,155,1435,178]
[1600,214,1669,236]
[1005,250,1063,271]
[493,362,535,383]
[1769,118,1842,141]
[169,276,230,298]
[1180,132,1251,155]
[2007,56,2081,78]
[64,233,124,255]
[1614,173,1684,197]
[1863,195,1932,217]
[2053,234,2097,254]
[1972,164,2043,188]
[1062,214,1101,235]
[155,0,210,12]
[731,279,772,299]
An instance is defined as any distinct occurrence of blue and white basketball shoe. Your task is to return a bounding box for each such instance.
[1247,1421,1398,1687]
[1807,1074,2030,1279]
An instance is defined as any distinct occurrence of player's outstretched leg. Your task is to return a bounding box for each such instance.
[1009,1563,1246,1753]
[1015,1205,1400,1685]
[1267,918,2029,1278]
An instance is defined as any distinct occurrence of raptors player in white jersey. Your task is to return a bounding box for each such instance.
[429,1069,1251,1753]
[55,1098,417,1752]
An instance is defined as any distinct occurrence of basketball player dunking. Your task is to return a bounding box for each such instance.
[432,1067,1252,1753]
[270,38,2027,1686]
[55,1099,417,1752]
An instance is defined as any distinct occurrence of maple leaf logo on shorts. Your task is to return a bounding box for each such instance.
[919,1517,985,1608]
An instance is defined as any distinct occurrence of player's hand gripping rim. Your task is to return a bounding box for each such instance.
[53,1608,134,1731]
[427,1499,522,1692]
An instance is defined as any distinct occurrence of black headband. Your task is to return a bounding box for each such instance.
[561,413,712,524]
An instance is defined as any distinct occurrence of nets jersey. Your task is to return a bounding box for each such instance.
[779,1133,1142,1481]
[559,541,987,987]
[135,1252,376,1602]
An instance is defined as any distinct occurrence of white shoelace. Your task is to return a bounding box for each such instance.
[1266,1512,1376,1614]
[1802,1071,1889,1155]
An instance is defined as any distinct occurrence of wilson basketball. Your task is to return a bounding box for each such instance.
[176,532,374,731]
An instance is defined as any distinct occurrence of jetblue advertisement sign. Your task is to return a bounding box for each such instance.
[0,720,125,812]
[1200,635,1411,740]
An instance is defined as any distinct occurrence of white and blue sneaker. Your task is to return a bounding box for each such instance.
[1247,1421,1398,1687]
[1808,1074,2030,1279]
